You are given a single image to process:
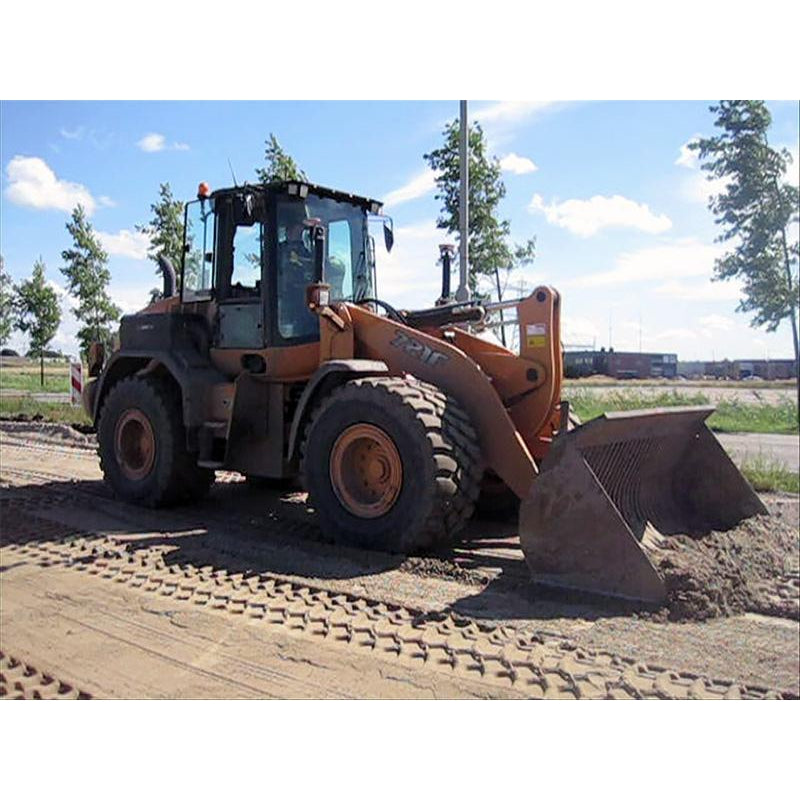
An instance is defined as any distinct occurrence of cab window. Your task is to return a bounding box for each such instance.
[229,222,262,298]
[327,219,353,300]
[183,199,215,299]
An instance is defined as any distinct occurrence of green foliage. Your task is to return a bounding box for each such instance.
[0,396,90,426]
[0,254,14,346]
[14,258,61,355]
[13,258,62,385]
[424,120,536,300]
[691,101,799,367]
[739,454,799,494]
[136,182,186,295]
[255,133,308,183]
[61,205,120,358]
[708,396,798,434]
[0,362,69,393]
[566,388,798,434]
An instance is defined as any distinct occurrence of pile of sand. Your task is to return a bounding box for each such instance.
[654,501,799,621]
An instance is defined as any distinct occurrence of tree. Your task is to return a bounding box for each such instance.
[61,205,121,358]
[255,133,308,183]
[0,254,14,347]
[691,101,799,371]
[14,258,61,387]
[137,182,186,296]
[424,119,536,311]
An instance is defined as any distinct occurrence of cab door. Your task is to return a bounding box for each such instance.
[214,192,267,350]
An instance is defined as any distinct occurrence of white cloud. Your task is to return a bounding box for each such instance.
[783,144,799,186]
[96,229,152,260]
[562,316,600,346]
[111,285,154,315]
[654,278,743,302]
[378,219,454,307]
[675,136,733,204]
[683,172,731,205]
[500,153,538,175]
[98,195,116,208]
[699,313,734,332]
[137,133,166,152]
[60,126,85,141]
[650,327,699,341]
[529,193,672,238]
[382,169,437,207]
[569,239,724,288]
[4,155,97,215]
[472,101,558,124]
[137,132,190,153]
[675,137,700,169]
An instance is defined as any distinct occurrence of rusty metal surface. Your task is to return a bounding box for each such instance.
[519,407,768,603]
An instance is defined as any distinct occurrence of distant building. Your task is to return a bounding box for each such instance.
[677,359,797,380]
[732,359,796,379]
[564,349,677,379]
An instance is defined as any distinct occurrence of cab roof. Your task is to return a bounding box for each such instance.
[208,181,383,214]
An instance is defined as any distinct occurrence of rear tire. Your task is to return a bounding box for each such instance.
[98,375,214,507]
[301,377,481,553]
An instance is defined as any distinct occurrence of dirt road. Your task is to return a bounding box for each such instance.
[1,426,797,699]
[716,432,799,472]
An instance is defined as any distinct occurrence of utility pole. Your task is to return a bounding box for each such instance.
[455,100,470,302]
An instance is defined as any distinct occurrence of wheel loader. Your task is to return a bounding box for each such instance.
[83,180,766,604]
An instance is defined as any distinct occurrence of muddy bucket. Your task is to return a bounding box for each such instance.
[519,407,767,604]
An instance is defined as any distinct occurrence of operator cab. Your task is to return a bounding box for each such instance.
[181,181,391,349]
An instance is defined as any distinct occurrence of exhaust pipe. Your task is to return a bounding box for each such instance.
[157,254,177,298]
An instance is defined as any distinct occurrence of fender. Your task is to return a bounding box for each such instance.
[286,359,389,461]
[91,348,227,429]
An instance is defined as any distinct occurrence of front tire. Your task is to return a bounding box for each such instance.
[98,376,214,507]
[301,377,481,553]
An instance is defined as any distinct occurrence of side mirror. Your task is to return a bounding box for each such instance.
[383,220,394,253]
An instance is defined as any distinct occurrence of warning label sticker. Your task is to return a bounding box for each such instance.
[525,323,547,348]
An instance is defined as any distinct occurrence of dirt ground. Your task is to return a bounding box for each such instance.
[1,421,798,699]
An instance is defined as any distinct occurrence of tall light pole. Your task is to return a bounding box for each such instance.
[455,100,470,301]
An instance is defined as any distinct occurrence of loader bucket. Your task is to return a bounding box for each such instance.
[519,406,768,604]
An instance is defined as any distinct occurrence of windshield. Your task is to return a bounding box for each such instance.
[301,194,374,302]
[275,193,374,341]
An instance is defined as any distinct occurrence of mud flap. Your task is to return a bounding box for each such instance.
[519,406,768,604]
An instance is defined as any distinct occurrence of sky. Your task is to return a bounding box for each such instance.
[1,99,798,361]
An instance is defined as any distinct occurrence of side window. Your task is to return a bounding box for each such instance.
[229,222,262,297]
[327,220,353,300]
[183,199,215,299]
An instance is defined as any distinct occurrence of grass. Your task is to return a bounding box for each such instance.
[0,397,91,426]
[739,454,800,494]
[0,363,71,393]
[565,388,799,435]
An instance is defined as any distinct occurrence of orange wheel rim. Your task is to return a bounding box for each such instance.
[329,423,403,518]
[114,409,156,481]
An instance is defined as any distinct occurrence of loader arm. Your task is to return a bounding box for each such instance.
[345,303,539,499]
[427,287,565,460]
